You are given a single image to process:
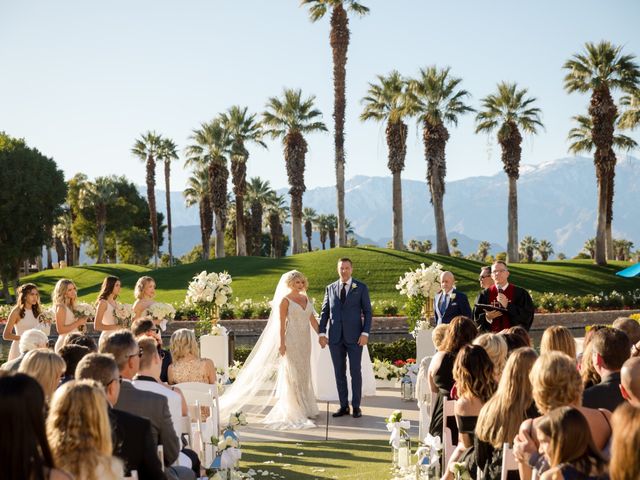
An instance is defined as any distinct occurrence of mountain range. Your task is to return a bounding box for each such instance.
[155,155,640,259]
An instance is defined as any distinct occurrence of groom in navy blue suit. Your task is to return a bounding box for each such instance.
[319,258,372,418]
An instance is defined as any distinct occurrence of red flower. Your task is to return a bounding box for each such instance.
[405,358,416,364]
[394,360,406,367]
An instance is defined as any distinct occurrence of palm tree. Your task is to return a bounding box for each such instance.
[613,238,634,261]
[132,131,162,267]
[266,194,289,258]
[315,214,330,250]
[327,214,338,248]
[519,236,540,263]
[157,137,179,266]
[185,119,232,259]
[344,218,355,240]
[360,70,411,249]
[301,0,369,247]
[422,239,433,253]
[619,90,640,130]
[477,241,491,261]
[449,237,462,257]
[408,66,474,256]
[79,176,118,264]
[302,207,318,252]
[220,106,266,256]
[536,239,554,261]
[475,82,543,263]
[563,41,640,265]
[246,177,275,256]
[262,89,327,254]
[183,167,212,260]
[568,114,637,259]
[583,238,596,259]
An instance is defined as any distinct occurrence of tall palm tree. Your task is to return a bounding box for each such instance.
[327,214,338,248]
[568,114,637,259]
[519,236,539,263]
[262,89,327,254]
[246,177,275,256]
[183,167,212,260]
[315,214,330,250]
[563,41,640,265]
[266,194,289,258]
[185,119,232,259]
[157,137,179,266]
[132,131,162,267]
[301,0,369,247]
[79,176,118,264]
[302,207,318,252]
[583,238,596,259]
[360,70,411,250]
[477,241,491,261]
[537,239,554,261]
[475,82,543,263]
[408,66,474,255]
[220,106,266,256]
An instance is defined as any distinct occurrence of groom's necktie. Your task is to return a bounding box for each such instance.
[340,283,347,304]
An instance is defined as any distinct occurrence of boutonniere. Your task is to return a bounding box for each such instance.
[450,293,456,300]
[351,283,358,290]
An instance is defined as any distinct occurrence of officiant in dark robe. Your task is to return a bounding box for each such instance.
[473,261,534,332]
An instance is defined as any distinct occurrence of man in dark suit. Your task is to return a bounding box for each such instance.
[583,327,630,411]
[101,330,195,480]
[319,257,373,419]
[621,357,640,407]
[473,261,535,332]
[433,271,472,325]
[76,352,166,480]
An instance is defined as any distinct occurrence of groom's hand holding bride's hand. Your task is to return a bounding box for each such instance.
[319,336,328,349]
[357,335,368,346]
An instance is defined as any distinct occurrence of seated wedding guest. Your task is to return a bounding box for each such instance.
[444,345,497,478]
[428,316,477,439]
[132,318,172,382]
[1,328,49,372]
[168,328,216,384]
[76,353,166,479]
[473,261,535,332]
[132,275,157,321]
[18,349,66,402]
[582,327,630,411]
[612,316,640,347]
[3,283,42,361]
[579,325,608,389]
[432,323,449,350]
[0,374,71,480]
[94,276,122,344]
[500,331,529,353]
[434,271,472,325]
[506,325,532,347]
[63,332,98,352]
[609,402,640,480]
[540,325,577,360]
[100,330,193,480]
[52,279,88,353]
[46,380,123,480]
[478,266,494,290]
[535,406,607,480]
[58,344,90,384]
[620,357,640,407]
[476,347,539,479]
[473,333,507,381]
[513,352,613,480]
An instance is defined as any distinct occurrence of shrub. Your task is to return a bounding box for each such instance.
[220,303,235,319]
[236,299,255,319]
[369,338,416,362]
[233,345,252,363]
[252,299,271,319]
[374,300,400,316]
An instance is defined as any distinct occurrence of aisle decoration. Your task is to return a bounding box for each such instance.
[385,410,412,470]
[415,433,442,479]
[185,270,233,333]
[449,462,471,480]
[36,307,54,335]
[113,302,134,327]
[147,303,176,331]
[396,262,443,333]
[209,411,247,479]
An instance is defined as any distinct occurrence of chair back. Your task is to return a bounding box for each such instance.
[501,442,518,480]
[442,399,456,466]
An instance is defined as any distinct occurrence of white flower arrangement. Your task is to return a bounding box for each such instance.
[73,302,96,319]
[217,435,239,451]
[37,307,55,325]
[227,360,243,381]
[210,324,225,336]
[147,303,176,322]
[185,271,232,330]
[228,411,247,428]
[0,304,12,321]
[396,262,444,299]
[411,319,432,338]
[373,358,397,381]
[113,303,134,327]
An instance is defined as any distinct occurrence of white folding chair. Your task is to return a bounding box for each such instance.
[442,399,456,467]
[501,442,518,480]
[174,382,220,438]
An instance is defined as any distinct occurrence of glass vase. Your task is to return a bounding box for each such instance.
[392,431,412,469]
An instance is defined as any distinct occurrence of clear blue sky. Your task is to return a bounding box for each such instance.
[1,0,639,193]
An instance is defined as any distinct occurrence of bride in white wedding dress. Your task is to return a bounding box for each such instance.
[218,270,375,430]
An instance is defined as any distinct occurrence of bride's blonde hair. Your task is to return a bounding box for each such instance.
[284,270,308,292]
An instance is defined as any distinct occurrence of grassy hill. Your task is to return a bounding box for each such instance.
[11,247,640,306]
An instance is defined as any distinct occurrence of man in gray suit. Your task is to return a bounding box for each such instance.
[101,330,194,480]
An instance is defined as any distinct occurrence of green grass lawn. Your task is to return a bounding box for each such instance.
[12,247,640,305]
[239,440,394,480]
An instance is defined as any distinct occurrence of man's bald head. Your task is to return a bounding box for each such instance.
[621,357,640,407]
[440,271,455,292]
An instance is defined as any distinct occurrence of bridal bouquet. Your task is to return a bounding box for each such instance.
[37,307,55,335]
[396,262,444,331]
[0,304,12,322]
[185,270,232,331]
[73,302,96,319]
[147,303,176,331]
[114,303,134,327]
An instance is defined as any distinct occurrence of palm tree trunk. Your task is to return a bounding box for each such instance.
[594,172,608,266]
[214,215,225,259]
[284,132,308,255]
[507,176,519,262]
[391,169,404,249]
[146,156,158,267]
[305,220,313,252]
[387,121,406,250]
[97,221,106,264]
[330,4,349,248]
[164,160,173,266]
[231,158,248,256]
[605,164,615,260]
[210,161,228,259]
[423,121,450,255]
